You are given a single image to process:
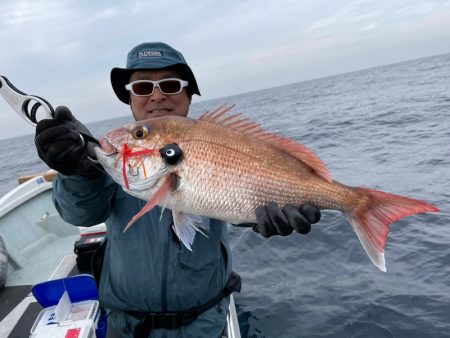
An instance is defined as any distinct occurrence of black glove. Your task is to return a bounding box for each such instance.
[250,203,321,238]
[35,106,101,177]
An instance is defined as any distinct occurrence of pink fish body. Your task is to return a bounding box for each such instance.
[95,106,439,271]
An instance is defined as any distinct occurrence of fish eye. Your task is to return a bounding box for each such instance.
[132,126,149,139]
[159,143,183,165]
[165,149,176,157]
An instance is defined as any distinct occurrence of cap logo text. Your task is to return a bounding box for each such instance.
[138,50,163,58]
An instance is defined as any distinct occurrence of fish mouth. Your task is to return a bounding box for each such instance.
[98,137,119,156]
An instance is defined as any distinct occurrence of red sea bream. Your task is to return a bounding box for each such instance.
[95,106,439,271]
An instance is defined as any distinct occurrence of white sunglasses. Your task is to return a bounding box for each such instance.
[125,78,189,96]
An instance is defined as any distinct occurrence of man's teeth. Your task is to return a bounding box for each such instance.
[150,109,171,113]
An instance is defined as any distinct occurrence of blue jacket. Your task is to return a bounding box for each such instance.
[53,173,232,337]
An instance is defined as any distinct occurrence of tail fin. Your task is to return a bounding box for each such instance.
[346,187,439,272]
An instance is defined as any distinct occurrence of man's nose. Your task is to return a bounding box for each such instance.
[149,86,166,101]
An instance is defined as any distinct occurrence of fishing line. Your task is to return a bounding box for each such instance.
[121,143,159,189]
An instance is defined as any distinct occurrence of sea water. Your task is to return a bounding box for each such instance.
[1,53,449,337]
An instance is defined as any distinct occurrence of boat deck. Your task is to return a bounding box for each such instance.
[0,173,240,338]
[0,255,122,338]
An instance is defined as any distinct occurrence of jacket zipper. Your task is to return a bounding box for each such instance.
[160,216,171,312]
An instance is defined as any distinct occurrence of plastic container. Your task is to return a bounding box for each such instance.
[30,274,107,338]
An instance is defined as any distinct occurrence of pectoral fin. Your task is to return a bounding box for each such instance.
[123,175,174,232]
[172,211,209,250]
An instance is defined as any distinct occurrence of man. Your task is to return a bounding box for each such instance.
[35,42,321,338]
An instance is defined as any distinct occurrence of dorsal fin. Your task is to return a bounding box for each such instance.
[199,105,332,182]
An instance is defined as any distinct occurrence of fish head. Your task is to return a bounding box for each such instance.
[95,119,174,199]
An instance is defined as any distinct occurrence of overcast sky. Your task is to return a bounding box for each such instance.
[1,0,450,139]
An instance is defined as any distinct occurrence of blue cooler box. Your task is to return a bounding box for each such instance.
[30,274,107,338]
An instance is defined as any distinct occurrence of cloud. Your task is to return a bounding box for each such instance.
[86,6,120,23]
[0,1,84,66]
[180,0,319,49]
[1,0,450,139]
[1,0,69,26]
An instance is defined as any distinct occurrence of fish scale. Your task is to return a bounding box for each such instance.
[175,139,319,222]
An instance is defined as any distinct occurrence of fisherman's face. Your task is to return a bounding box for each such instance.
[129,70,191,121]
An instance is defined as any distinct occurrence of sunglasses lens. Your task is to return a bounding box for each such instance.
[159,80,182,94]
[132,82,154,95]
